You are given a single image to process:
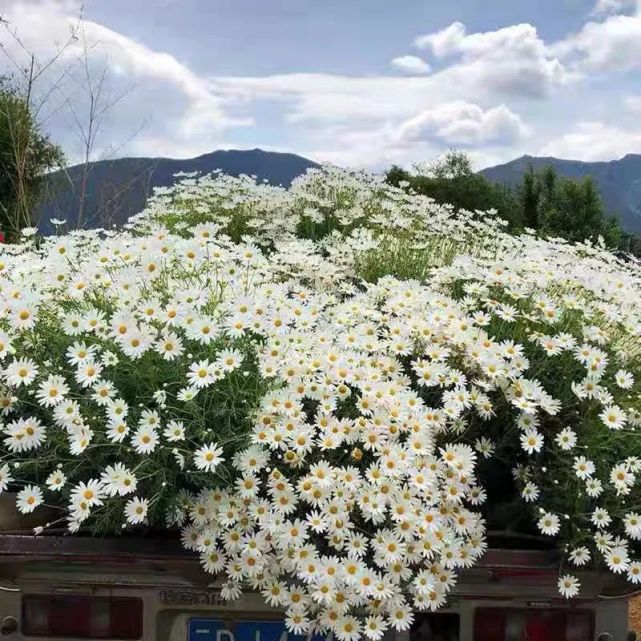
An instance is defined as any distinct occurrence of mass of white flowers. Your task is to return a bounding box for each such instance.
[1,166,641,639]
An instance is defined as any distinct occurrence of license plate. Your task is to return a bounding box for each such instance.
[188,619,329,641]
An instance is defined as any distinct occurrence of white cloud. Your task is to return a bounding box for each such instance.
[554,15,641,71]
[414,22,572,97]
[3,2,639,170]
[414,21,467,56]
[210,39,543,168]
[275,101,528,170]
[214,20,572,133]
[395,102,527,146]
[590,0,641,15]
[213,74,442,125]
[539,122,641,161]
[0,0,252,160]
[207,20,580,167]
[292,127,506,171]
[625,95,641,111]
[390,55,430,75]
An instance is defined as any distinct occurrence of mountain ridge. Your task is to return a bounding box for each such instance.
[37,148,641,235]
[37,148,319,232]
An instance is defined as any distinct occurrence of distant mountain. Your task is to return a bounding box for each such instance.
[36,148,319,231]
[480,153,641,234]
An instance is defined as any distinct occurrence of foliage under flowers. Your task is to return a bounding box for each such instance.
[1,166,641,638]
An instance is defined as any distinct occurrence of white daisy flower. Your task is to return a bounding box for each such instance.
[125,497,149,524]
[16,485,43,513]
[194,442,224,473]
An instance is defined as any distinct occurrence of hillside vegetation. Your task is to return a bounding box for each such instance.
[481,153,641,235]
[387,151,624,250]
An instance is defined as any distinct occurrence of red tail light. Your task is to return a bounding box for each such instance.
[22,594,142,639]
[473,608,594,641]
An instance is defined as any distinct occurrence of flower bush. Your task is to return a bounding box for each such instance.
[1,166,641,638]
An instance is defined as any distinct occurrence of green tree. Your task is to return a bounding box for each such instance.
[387,151,520,228]
[537,164,557,228]
[0,79,63,241]
[520,164,622,247]
[519,165,541,230]
[388,153,625,249]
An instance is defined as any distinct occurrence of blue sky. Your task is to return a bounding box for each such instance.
[2,0,641,168]
[84,0,587,74]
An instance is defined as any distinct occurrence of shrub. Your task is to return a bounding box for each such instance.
[0,166,640,638]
